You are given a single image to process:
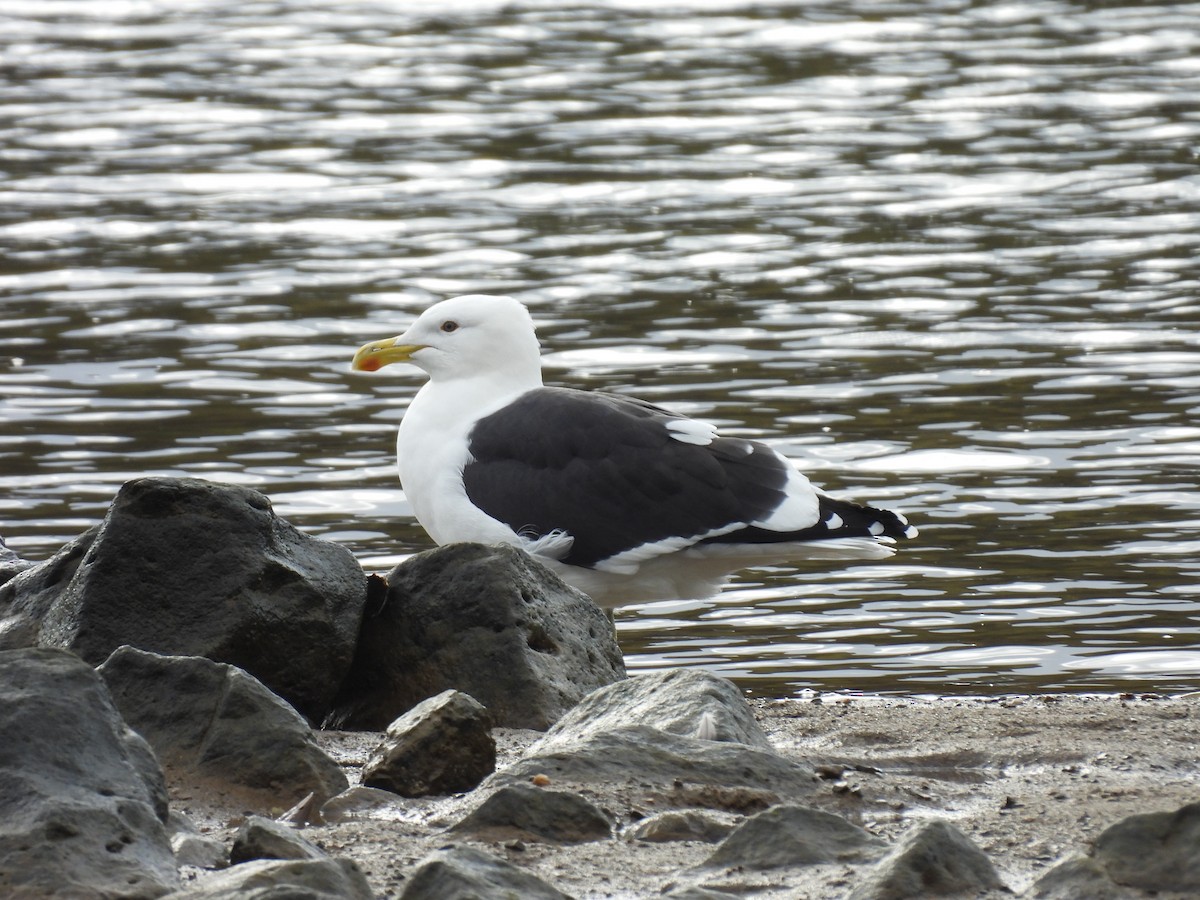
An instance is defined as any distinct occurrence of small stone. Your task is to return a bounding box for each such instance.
[702,804,887,870]
[362,689,496,797]
[848,819,1004,899]
[451,783,612,844]
[629,810,736,844]
[320,786,409,823]
[1027,855,1131,899]
[229,815,327,865]
[172,833,228,870]
[399,845,571,900]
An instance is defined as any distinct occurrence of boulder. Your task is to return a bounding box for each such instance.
[451,783,612,843]
[487,669,809,798]
[161,858,373,899]
[1092,801,1200,891]
[327,542,625,730]
[497,725,814,798]
[0,647,179,898]
[0,534,34,588]
[11,477,367,722]
[0,526,97,650]
[229,816,327,865]
[361,689,496,797]
[702,805,887,870]
[849,819,1005,900]
[399,845,572,900]
[537,668,772,750]
[99,646,348,808]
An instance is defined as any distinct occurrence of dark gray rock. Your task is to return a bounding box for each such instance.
[0,534,34,588]
[629,810,737,843]
[451,783,612,844]
[1092,801,1200,891]
[362,689,496,797]
[399,845,572,900]
[703,805,887,871]
[1026,855,1135,900]
[13,477,367,722]
[542,668,772,750]
[0,647,179,899]
[497,724,814,797]
[161,858,373,899]
[849,819,1005,900]
[328,542,625,730]
[99,646,348,808]
[0,526,97,650]
[230,816,327,865]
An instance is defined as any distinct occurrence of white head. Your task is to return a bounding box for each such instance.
[351,294,543,387]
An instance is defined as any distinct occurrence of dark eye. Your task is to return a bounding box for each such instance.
[440,320,459,333]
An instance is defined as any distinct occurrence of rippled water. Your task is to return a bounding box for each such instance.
[3,0,1199,697]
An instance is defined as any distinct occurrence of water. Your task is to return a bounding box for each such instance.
[2,0,1198,698]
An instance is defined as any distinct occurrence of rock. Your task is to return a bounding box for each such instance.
[1026,855,1135,899]
[0,534,34,587]
[540,668,772,750]
[361,689,496,797]
[15,477,367,722]
[172,833,228,870]
[451,783,612,843]
[0,526,97,650]
[161,857,373,899]
[1092,801,1200,891]
[99,646,348,808]
[320,786,409,823]
[497,725,814,798]
[702,804,887,870]
[0,647,179,898]
[629,809,736,843]
[488,669,811,800]
[230,815,327,865]
[849,819,1005,900]
[399,845,572,900]
[327,542,625,730]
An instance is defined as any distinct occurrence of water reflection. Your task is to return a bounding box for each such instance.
[2,0,1198,695]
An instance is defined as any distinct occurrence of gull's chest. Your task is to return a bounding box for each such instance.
[394,383,527,546]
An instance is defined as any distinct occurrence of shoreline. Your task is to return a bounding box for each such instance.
[170,691,1200,898]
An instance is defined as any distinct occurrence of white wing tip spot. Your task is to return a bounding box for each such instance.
[665,418,718,446]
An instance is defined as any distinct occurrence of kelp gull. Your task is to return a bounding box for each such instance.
[352,295,917,605]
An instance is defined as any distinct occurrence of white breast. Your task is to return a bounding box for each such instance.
[396,380,526,548]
